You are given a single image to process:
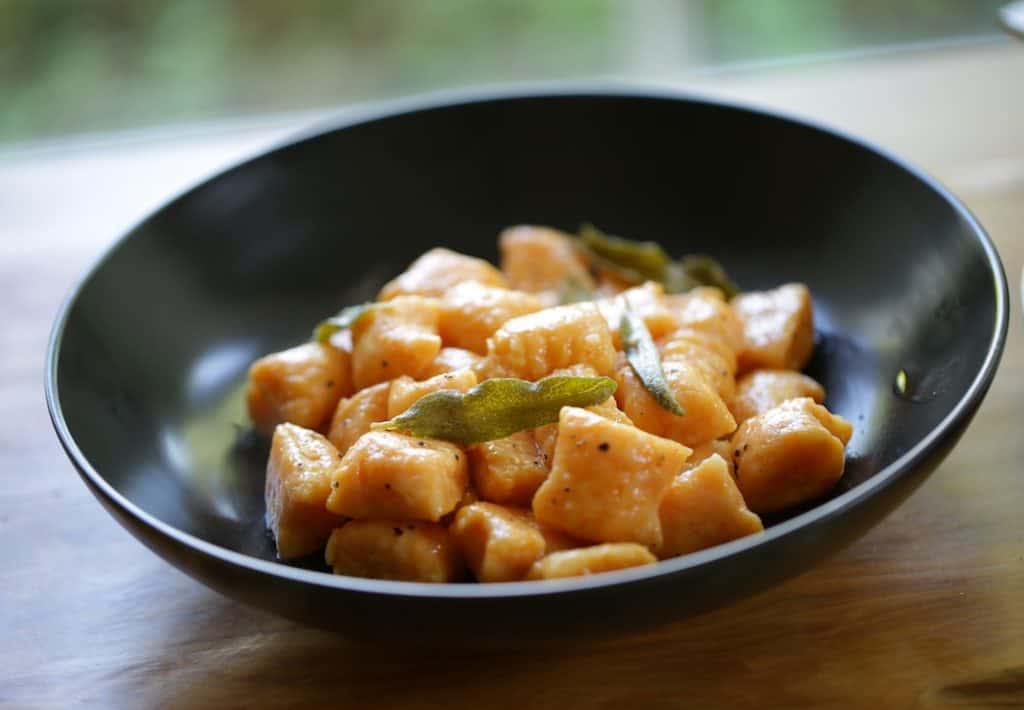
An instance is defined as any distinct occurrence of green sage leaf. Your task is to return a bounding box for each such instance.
[663,257,740,299]
[620,310,684,416]
[313,303,375,343]
[578,223,670,283]
[371,375,618,445]
[577,223,740,298]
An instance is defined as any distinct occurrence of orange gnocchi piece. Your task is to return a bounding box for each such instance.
[613,355,736,448]
[421,346,485,378]
[326,520,465,582]
[351,296,442,390]
[499,225,593,296]
[730,369,825,424]
[450,503,547,582]
[731,397,852,514]
[469,431,549,506]
[327,431,468,522]
[532,407,690,547]
[595,281,680,347]
[326,381,390,456]
[386,368,478,418]
[265,423,346,559]
[439,282,543,355]
[378,247,506,300]
[660,327,738,402]
[247,342,351,434]
[732,283,815,373]
[664,287,744,354]
[526,544,656,580]
[656,454,763,559]
[485,302,616,381]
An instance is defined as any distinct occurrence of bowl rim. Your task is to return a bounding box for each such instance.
[44,83,1010,599]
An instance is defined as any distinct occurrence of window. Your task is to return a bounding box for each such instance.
[0,0,1007,144]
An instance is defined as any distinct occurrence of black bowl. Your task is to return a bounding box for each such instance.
[46,89,1008,638]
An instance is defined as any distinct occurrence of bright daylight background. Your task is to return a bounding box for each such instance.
[0,0,1008,145]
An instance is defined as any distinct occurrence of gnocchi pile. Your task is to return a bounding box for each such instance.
[247,225,852,583]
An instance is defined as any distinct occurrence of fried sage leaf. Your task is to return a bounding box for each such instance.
[663,256,740,299]
[313,303,375,343]
[578,223,739,298]
[620,310,684,416]
[578,223,670,283]
[372,375,617,445]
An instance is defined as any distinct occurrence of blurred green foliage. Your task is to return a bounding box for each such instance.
[0,0,1004,143]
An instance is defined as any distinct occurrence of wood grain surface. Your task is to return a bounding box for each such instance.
[2,42,1023,709]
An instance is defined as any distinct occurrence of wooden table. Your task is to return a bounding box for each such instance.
[3,42,1023,708]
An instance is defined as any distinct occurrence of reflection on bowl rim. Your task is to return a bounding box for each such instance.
[44,84,1010,599]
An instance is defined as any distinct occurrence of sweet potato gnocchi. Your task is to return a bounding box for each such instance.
[248,224,852,583]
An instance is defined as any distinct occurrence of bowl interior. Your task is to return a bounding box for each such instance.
[53,92,1002,575]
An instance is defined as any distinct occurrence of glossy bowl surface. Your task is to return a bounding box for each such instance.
[46,88,1008,637]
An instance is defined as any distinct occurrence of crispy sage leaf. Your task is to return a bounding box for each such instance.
[578,223,669,283]
[578,223,739,298]
[372,375,617,445]
[620,310,684,416]
[663,257,740,299]
[313,303,375,343]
